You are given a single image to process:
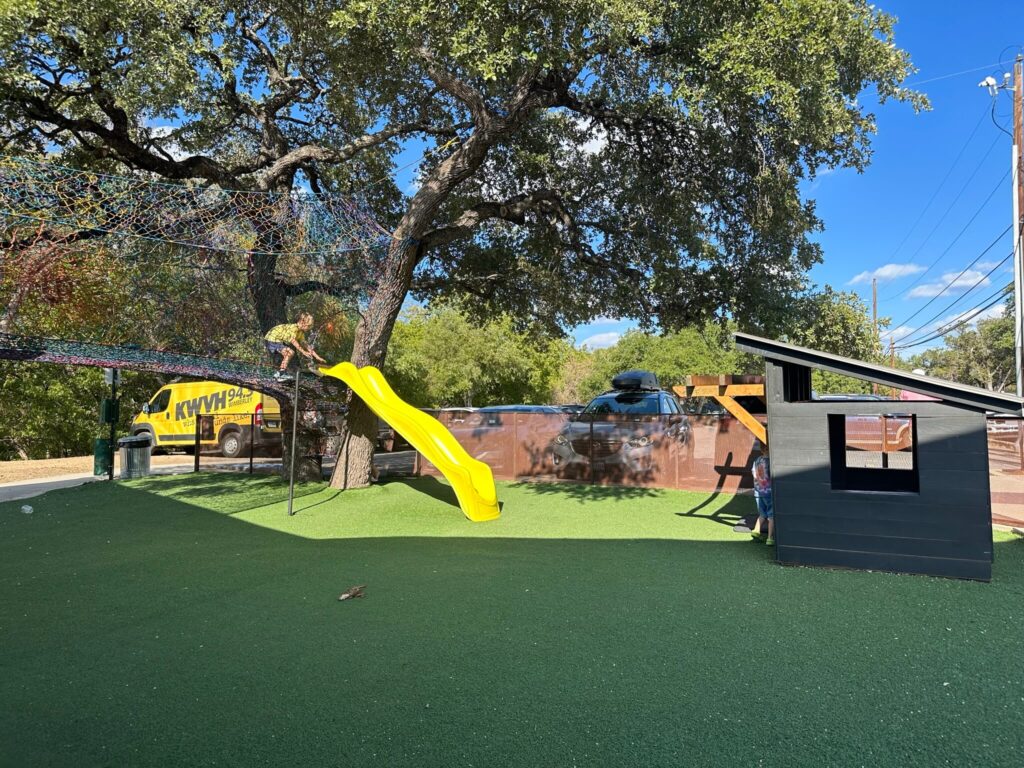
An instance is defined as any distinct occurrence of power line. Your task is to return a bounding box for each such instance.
[889,251,1013,345]
[873,105,990,272]
[887,223,1013,337]
[894,283,1013,351]
[904,62,1006,87]
[882,165,1009,300]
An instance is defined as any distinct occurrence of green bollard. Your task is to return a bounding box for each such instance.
[93,438,110,476]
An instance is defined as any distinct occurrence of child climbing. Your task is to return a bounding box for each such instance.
[264,312,327,380]
[750,441,774,546]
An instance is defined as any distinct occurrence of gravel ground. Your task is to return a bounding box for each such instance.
[0,454,263,484]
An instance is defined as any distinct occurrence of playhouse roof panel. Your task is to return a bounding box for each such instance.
[734,332,1024,416]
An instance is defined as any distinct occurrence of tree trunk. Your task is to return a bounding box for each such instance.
[330,238,420,489]
[327,125,504,490]
[248,252,287,335]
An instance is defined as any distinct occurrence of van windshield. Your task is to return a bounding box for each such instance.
[149,389,171,413]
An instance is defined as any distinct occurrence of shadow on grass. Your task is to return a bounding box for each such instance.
[380,476,461,509]
[676,492,753,529]
[0,481,792,768]
[377,477,508,514]
[127,472,326,515]
[3,481,1022,768]
[508,480,661,504]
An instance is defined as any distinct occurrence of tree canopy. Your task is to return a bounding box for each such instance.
[0,0,924,485]
[2,0,922,337]
[908,306,1015,393]
[384,305,571,407]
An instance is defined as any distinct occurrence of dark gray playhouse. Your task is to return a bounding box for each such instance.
[735,332,1024,581]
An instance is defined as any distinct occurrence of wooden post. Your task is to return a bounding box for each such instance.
[194,417,201,473]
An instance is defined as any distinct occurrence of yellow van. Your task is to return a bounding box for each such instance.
[131,381,282,457]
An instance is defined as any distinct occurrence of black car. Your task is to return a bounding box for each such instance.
[549,370,692,472]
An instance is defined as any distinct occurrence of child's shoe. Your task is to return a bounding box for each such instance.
[765,537,775,546]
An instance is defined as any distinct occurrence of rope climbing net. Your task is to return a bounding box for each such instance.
[0,155,386,396]
[0,155,392,257]
[0,332,343,408]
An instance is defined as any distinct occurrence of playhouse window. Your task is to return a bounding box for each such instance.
[828,414,919,493]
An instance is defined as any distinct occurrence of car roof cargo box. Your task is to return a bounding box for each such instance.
[612,370,660,391]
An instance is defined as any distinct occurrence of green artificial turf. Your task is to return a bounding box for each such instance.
[1,474,1022,767]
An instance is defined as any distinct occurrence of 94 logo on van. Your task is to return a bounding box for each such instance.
[174,387,253,420]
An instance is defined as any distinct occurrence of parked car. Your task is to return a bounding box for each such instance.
[377,408,480,452]
[472,405,564,427]
[681,397,727,417]
[813,393,889,401]
[548,370,692,473]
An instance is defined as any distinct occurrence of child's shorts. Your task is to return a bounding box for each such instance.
[755,493,773,519]
[264,341,288,356]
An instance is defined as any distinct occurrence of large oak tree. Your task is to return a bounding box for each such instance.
[0,0,923,486]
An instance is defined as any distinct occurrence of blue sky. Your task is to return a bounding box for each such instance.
[575,1,1024,353]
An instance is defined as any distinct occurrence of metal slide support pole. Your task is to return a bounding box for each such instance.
[287,368,300,516]
[249,413,255,475]
[194,417,201,472]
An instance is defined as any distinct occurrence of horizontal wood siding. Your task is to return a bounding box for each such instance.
[770,399,993,580]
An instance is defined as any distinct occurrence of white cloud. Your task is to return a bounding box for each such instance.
[880,325,915,341]
[570,116,607,155]
[582,131,607,155]
[907,270,991,298]
[938,300,1007,330]
[147,125,189,161]
[587,316,621,326]
[848,263,925,285]
[577,332,620,350]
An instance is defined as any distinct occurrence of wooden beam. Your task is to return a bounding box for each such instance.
[674,383,766,398]
[675,375,767,444]
[714,395,767,445]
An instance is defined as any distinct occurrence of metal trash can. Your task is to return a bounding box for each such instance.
[93,438,110,476]
[118,435,152,479]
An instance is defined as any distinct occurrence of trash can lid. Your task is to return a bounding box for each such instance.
[118,435,152,447]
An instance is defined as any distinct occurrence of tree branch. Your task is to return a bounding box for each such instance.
[420,189,571,249]
[415,46,490,124]
[18,92,240,186]
[259,120,467,188]
[282,279,361,300]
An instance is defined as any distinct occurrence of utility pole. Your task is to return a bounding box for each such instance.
[889,339,897,398]
[872,277,879,395]
[1013,55,1024,471]
[1013,54,1023,397]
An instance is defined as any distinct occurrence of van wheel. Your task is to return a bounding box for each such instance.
[219,431,245,459]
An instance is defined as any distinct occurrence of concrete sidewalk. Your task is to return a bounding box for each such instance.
[0,452,417,504]
[0,460,280,503]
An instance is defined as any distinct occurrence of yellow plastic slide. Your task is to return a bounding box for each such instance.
[320,362,500,522]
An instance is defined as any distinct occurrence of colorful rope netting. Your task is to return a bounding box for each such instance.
[0,155,392,257]
[0,333,344,408]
